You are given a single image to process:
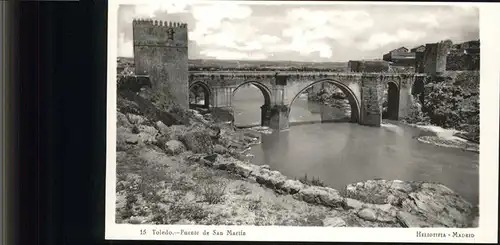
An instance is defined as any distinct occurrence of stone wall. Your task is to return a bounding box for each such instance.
[133,19,189,108]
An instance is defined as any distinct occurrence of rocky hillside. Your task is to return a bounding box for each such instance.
[115,85,478,227]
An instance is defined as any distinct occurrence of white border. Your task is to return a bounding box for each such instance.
[106,1,499,242]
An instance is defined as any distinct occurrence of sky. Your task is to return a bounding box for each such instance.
[117,2,479,62]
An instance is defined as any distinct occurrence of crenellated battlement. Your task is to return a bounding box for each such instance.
[132,18,188,47]
[133,19,188,28]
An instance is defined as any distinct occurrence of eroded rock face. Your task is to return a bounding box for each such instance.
[344,179,477,228]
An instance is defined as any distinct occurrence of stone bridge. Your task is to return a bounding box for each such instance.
[189,71,426,130]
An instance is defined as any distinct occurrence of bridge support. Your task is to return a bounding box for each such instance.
[211,86,235,123]
[360,75,382,127]
[263,76,290,131]
[261,104,290,130]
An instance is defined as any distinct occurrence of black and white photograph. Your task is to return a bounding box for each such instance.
[107,0,497,242]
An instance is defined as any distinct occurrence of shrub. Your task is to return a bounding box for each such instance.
[402,100,431,125]
[405,76,480,141]
[200,179,228,204]
[168,202,208,223]
[121,193,138,220]
[421,81,479,133]
[247,196,263,211]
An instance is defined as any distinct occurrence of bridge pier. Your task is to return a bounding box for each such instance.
[211,86,235,123]
[265,76,290,131]
[261,104,290,130]
[359,75,383,127]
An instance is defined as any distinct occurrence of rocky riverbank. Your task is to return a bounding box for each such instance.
[115,92,478,227]
[402,122,479,153]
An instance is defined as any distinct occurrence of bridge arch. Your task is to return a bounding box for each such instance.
[385,81,400,120]
[231,80,272,106]
[231,81,272,127]
[287,79,361,123]
[189,81,211,109]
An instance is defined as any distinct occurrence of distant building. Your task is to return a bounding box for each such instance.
[450,40,480,55]
[382,47,409,62]
[382,46,416,66]
[446,40,480,71]
[348,60,389,72]
[410,45,426,53]
[384,39,479,72]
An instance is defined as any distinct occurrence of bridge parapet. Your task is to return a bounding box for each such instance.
[189,71,425,81]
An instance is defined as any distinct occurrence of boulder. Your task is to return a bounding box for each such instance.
[164,125,189,141]
[181,131,214,154]
[253,169,287,189]
[281,179,306,194]
[295,186,344,208]
[356,206,397,223]
[125,135,139,144]
[135,125,158,145]
[213,144,227,154]
[165,140,186,155]
[357,208,377,222]
[344,198,364,210]
[127,113,146,125]
[156,121,170,135]
[396,211,432,227]
[138,125,158,136]
[323,217,347,227]
[227,161,255,178]
[117,112,132,128]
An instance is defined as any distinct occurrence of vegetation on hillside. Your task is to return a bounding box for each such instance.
[403,72,479,143]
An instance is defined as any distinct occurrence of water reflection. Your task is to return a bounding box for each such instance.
[232,87,478,205]
[252,123,479,205]
[260,130,289,170]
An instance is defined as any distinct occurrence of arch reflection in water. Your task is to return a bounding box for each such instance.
[289,82,353,125]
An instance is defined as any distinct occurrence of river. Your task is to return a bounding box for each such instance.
[231,85,479,205]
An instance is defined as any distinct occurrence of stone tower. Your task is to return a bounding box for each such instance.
[423,40,452,75]
[132,19,189,108]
